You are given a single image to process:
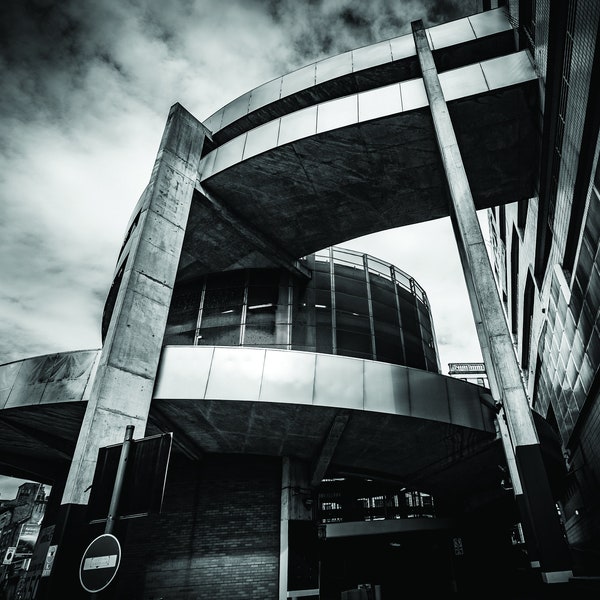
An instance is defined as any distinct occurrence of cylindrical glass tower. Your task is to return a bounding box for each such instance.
[164,246,439,372]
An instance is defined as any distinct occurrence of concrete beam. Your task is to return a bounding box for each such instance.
[195,185,311,280]
[309,412,350,489]
[412,20,572,583]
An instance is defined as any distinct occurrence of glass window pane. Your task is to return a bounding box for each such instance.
[278,106,318,146]
[317,95,358,134]
[352,41,393,72]
[358,84,402,122]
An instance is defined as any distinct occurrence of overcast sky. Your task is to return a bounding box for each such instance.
[0,0,486,496]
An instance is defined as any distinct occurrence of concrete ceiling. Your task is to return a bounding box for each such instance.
[179,81,538,282]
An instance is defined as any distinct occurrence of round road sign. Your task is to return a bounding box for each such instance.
[79,533,121,593]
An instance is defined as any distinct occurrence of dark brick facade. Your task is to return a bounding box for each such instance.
[116,453,282,599]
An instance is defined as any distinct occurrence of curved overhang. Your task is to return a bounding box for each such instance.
[0,347,565,508]
[0,350,100,482]
[178,51,538,281]
[152,346,503,505]
[202,8,515,146]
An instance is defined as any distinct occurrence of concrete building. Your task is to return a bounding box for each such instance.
[1,3,599,599]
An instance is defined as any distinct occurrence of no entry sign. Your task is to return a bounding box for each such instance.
[79,533,121,593]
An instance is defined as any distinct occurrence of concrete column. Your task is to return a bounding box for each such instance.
[37,103,207,599]
[411,21,572,583]
[61,103,206,507]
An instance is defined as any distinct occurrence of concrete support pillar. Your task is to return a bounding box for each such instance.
[280,458,316,600]
[412,21,572,583]
[38,104,206,599]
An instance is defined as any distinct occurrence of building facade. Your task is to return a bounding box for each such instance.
[1,2,599,599]
[486,0,600,577]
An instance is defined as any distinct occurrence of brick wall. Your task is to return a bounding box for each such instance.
[116,453,282,599]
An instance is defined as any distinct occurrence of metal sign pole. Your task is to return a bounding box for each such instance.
[105,425,134,535]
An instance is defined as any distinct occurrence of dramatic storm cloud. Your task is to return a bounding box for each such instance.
[0,0,480,374]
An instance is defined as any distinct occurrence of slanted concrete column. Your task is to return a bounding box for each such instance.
[411,21,572,583]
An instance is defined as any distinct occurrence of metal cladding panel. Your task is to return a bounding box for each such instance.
[153,347,495,432]
[199,51,537,182]
[363,360,410,415]
[153,346,215,400]
[313,353,364,409]
[259,349,316,405]
[407,368,451,422]
[201,8,513,139]
[204,347,266,401]
[446,376,489,432]
[0,350,99,410]
[0,361,22,409]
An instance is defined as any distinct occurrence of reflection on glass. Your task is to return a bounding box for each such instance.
[243,120,281,160]
[316,52,353,85]
[480,51,536,91]
[213,134,246,173]
[440,64,487,102]
[358,84,401,123]
[400,78,428,111]
[428,18,475,50]
[281,63,316,98]
[469,8,512,38]
[249,77,283,112]
[352,41,393,72]
[278,106,318,146]
[316,95,358,134]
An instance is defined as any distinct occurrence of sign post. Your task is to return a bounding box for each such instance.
[79,533,121,594]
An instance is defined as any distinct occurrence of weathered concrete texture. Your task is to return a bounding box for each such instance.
[61,104,207,506]
[411,20,572,578]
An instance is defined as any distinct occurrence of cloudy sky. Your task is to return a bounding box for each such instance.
[0,0,486,496]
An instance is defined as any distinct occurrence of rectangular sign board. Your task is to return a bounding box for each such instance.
[87,432,172,523]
